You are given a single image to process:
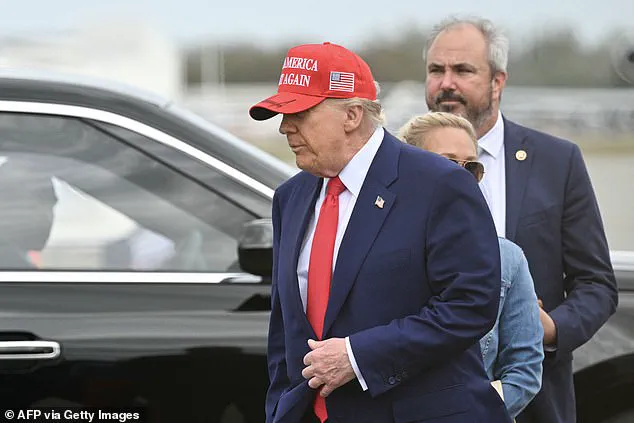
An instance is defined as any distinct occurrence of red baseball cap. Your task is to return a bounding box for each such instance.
[249,42,377,120]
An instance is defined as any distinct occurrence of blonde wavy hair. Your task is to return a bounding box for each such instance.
[398,112,477,148]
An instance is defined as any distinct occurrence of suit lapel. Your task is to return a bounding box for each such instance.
[504,118,532,241]
[322,132,399,336]
[285,176,321,338]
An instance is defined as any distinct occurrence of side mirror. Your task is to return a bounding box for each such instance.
[238,218,273,278]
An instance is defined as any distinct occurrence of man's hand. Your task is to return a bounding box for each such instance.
[301,338,355,397]
[538,299,557,345]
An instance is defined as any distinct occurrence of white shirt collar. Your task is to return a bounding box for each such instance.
[325,126,384,198]
[478,111,504,158]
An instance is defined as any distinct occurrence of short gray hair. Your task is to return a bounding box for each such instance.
[328,81,385,128]
[423,15,509,74]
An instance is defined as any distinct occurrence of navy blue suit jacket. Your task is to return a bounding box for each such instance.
[503,119,618,423]
[266,131,512,423]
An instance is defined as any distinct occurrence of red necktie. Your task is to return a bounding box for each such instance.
[307,176,346,423]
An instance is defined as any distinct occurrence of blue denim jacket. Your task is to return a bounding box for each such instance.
[479,238,544,418]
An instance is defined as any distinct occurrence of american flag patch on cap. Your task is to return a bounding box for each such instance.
[329,71,355,92]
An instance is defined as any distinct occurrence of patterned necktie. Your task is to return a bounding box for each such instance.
[306,176,346,423]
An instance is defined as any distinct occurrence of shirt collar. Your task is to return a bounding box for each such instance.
[325,126,384,198]
[478,111,504,158]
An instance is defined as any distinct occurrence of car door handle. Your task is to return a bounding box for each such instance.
[0,341,61,360]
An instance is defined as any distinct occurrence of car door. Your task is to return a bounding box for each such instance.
[0,106,272,423]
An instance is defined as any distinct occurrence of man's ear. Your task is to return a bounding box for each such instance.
[343,104,364,133]
[492,71,507,103]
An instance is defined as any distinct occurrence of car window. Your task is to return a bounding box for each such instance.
[0,112,258,272]
[93,121,274,218]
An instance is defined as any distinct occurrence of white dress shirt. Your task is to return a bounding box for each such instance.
[479,112,557,352]
[477,111,506,237]
[296,126,384,391]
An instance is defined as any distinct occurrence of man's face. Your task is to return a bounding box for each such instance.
[425,24,505,136]
[278,100,350,177]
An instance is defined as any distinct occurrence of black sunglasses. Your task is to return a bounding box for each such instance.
[448,159,485,182]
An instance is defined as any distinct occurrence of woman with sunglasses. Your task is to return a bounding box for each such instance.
[398,112,544,420]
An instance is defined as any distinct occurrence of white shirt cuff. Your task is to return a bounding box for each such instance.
[345,336,368,391]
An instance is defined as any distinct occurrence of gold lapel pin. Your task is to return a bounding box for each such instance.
[374,195,385,209]
[515,150,527,161]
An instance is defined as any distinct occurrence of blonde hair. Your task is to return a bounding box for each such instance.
[398,112,477,148]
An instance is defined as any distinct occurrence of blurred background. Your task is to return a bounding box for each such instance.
[1,0,632,251]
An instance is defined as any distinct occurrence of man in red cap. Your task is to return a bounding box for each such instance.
[251,42,512,423]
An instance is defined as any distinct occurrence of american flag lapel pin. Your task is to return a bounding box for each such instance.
[374,195,385,209]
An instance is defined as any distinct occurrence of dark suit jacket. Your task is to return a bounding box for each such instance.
[266,131,512,423]
[504,119,619,423]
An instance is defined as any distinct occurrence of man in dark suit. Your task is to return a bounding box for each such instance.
[423,16,619,423]
[249,42,512,423]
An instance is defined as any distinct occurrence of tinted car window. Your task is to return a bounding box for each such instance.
[93,121,274,218]
[0,112,257,272]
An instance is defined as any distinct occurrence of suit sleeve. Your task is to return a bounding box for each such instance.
[548,144,618,359]
[265,191,290,423]
[349,167,502,397]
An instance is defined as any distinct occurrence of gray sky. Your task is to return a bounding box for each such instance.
[1,0,632,47]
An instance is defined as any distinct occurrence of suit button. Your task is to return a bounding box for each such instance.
[388,376,396,385]
[395,374,402,382]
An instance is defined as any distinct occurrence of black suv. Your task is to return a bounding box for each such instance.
[0,71,293,422]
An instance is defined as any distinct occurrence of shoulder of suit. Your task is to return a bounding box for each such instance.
[505,119,579,153]
[394,140,479,193]
[274,170,316,199]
